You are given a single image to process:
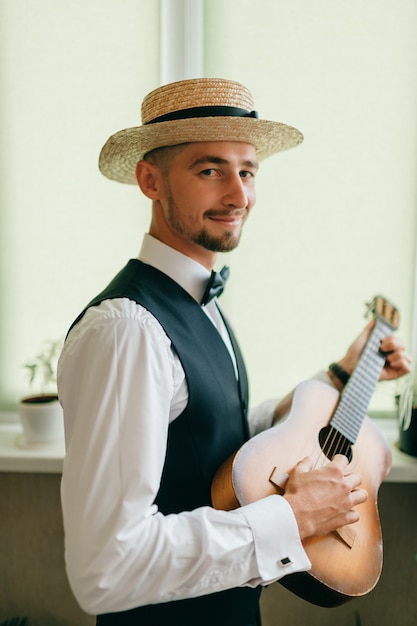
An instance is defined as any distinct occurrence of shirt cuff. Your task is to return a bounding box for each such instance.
[240,495,311,585]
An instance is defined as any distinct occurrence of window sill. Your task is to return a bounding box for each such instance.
[0,422,65,473]
[372,418,417,482]
[0,417,416,480]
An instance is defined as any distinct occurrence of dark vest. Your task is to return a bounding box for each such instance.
[69,260,262,626]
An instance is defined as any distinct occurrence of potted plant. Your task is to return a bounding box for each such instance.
[396,368,417,457]
[18,339,64,446]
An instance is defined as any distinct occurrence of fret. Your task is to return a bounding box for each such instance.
[330,317,395,444]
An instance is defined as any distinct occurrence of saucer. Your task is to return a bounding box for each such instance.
[15,432,63,450]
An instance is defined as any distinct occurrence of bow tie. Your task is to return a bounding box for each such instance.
[201,266,230,306]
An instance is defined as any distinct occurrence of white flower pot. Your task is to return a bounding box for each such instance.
[18,394,64,445]
[396,392,417,458]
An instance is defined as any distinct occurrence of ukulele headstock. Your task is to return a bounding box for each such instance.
[366,295,399,331]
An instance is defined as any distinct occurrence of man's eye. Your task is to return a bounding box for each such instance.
[240,171,254,179]
[201,168,216,176]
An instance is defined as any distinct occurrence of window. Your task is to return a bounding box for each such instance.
[1,0,415,413]
[205,0,417,411]
[0,0,159,410]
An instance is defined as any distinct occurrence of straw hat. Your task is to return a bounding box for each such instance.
[99,78,303,184]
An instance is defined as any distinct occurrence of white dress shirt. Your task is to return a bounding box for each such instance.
[58,234,311,616]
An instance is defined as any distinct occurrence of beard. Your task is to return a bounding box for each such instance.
[166,190,245,253]
[190,225,242,252]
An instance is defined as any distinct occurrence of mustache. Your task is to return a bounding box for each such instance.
[204,209,247,218]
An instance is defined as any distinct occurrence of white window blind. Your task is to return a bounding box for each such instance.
[204,0,417,411]
[0,0,160,409]
[1,0,416,414]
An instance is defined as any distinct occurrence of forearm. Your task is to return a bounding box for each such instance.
[62,485,310,614]
[270,370,342,427]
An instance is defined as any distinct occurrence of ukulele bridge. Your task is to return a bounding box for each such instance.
[269,466,289,494]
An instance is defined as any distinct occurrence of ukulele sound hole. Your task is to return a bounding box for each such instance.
[319,426,353,462]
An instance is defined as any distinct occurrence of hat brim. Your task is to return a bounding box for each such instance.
[98,116,303,184]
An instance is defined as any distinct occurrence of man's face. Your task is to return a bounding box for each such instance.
[152,141,258,262]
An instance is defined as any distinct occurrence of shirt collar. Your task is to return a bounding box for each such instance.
[138,234,211,304]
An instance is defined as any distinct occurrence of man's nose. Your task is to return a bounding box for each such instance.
[223,174,248,208]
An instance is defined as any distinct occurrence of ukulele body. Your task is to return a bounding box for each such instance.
[211,379,392,607]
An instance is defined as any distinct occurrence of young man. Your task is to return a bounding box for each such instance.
[58,78,411,626]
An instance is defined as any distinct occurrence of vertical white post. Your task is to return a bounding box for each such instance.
[160,0,204,84]
[411,236,417,364]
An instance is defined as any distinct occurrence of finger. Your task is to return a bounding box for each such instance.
[333,509,361,528]
[381,354,412,379]
[330,454,350,471]
[385,352,412,370]
[344,471,363,490]
[380,336,406,352]
[350,487,368,507]
[295,456,314,473]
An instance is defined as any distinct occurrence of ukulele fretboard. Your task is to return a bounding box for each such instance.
[330,319,394,444]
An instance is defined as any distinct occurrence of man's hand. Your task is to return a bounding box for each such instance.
[274,321,412,422]
[336,320,412,382]
[283,455,368,540]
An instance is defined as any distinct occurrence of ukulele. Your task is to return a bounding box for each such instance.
[211,296,398,607]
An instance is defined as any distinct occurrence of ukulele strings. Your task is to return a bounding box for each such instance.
[311,425,351,471]
[326,426,350,459]
[309,310,395,472]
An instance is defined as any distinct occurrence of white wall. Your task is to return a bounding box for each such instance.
[205,0,417,409]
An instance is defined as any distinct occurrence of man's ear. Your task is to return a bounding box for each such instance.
[135,160,163,200]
